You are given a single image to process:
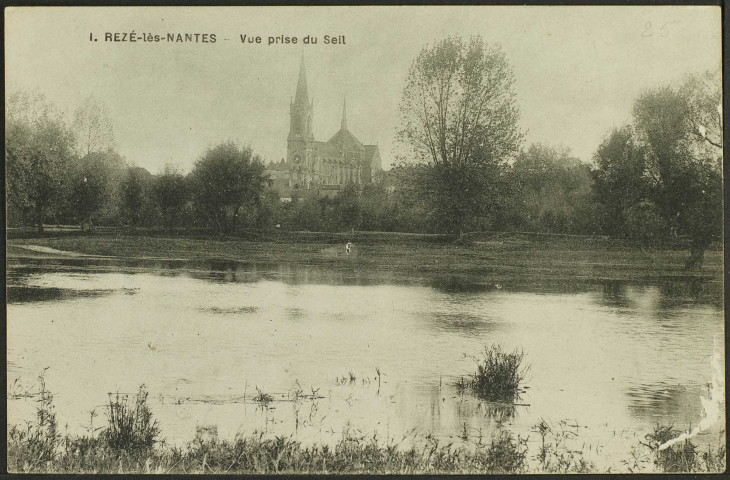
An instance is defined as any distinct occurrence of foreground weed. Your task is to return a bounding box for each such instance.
[7,371,60,472]
[253,387,274,405]
[642,424,697,472]
[103,384,160,453]
[700,442,726,472]
[531,419,595,473]
[8,380,723,474]
[640,424,725,473]
[483,430,528,473]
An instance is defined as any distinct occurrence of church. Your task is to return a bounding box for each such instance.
[267,57,382,199]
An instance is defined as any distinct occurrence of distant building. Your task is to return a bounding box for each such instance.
[267,57,382,200]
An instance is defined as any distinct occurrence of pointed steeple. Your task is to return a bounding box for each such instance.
[341,97,348,130]
[294,54,309,105]
[327,94,362,148]
[289,54,313,141]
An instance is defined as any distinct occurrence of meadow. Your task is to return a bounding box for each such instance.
[6,229,722,284]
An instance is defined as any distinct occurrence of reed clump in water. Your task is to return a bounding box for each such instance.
[252,387,274,405]
[458,345,528,403]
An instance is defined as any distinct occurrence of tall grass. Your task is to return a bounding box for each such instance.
[3,380,537,474]
[483,430,528,473]
[642,424,697,472]
[640,424,726,473]
[621,423,726,473]
[103,385,160,452]
[532,419,595,473]
[7,372,61,470]
[7,382,725,474]
[459,344,528,403]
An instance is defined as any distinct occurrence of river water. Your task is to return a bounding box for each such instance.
[6,257,725,471]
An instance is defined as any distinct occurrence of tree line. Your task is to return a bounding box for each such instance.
[283,37,720,269]
[390,36,721,270]
[6,93,268,235]
[5,36,722,270]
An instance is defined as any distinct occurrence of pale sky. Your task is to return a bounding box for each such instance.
[5,6,722,174]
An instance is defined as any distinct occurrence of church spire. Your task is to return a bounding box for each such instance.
[341,97,348,130]
[289,54,313,141]
[294,54,309,106]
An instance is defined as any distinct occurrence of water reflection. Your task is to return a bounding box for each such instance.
[286,308,306,320]
[658,280,721,309]
[430,275,501,293]
[8,256,723,307]
[600,280,629,308]
[455,391,519,423]
[627,383,704,425]
[199,306,258,315]
[6,285,130,303]
[598,279,722,311]
[425,312,496,337]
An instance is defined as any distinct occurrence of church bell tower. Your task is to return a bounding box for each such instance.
[287,55,314,188]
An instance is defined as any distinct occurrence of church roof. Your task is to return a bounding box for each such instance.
[287,57,382,172]
[327,127,363,152]
[362,144,379,160]
[313,141,340,158]
[326,98,363,151]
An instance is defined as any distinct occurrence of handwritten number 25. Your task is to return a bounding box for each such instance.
[642,21,679,37]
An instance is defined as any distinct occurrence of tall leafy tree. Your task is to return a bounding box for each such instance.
[153,165,189,232]
[66,151,127,230]
[677,69,723,269]
[592,126,651,236]
[632,86,697,229]
[592,70,722,269]
[71,96,116,157]
[189,141,268,233]
[6,114,34,226]
[252,187,284,230]
[513,143,599,234]
[633,79,722,269]
[5,91,75,232]
[327,184,362,232]
[397,35,523,235]
[680,69,722,152]
[121,166,153,228]
[359,183,399,232]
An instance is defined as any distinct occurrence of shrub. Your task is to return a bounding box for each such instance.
[102,384,159,452]
[483,430,528,473]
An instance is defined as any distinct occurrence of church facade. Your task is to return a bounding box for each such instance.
[268,58,382,198]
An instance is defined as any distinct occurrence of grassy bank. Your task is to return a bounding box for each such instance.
[7,382,725,474]
[9,427,539,474]
[6,230,722,283]
[9,427,724,474]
